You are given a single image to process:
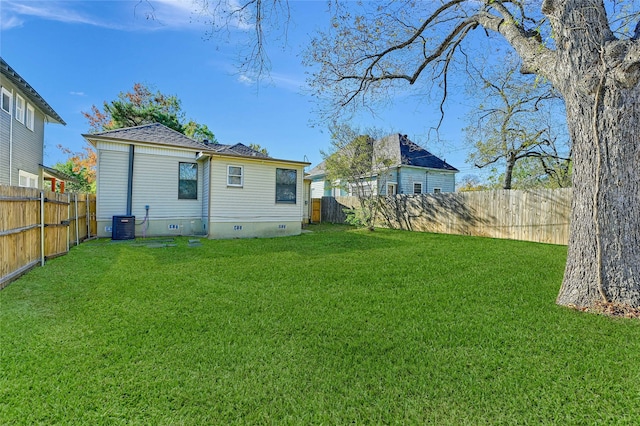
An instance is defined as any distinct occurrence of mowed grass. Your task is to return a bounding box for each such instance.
[1,225,639,424]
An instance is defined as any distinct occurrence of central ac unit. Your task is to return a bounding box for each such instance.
[112,215,135,240]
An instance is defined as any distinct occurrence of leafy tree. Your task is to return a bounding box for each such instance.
[197,0,640,311]
[456,174,489,192]
[54,145,97,193]
[465,59,572,189]
[248,143,270,156]
[83,83,217,143]
[322,123,391,230]
[72,84,217,191]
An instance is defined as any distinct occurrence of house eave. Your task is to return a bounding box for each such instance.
[208,152,311,167]
[82,134,207,153]
[84,134,311,167]
[1,57,66,125]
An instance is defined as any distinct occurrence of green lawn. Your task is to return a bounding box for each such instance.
[1,225,639,424]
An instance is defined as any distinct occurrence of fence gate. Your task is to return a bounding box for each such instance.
[311,198,322,223]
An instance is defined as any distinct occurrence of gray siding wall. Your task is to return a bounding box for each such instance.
[0,100,10,185]
[425,171,456,193]
[397,167,456,194]
[209,158,304,223]
[96,148,129,220]
[0,78,45,187]
[96,142,204,222]
[201,158,210,231]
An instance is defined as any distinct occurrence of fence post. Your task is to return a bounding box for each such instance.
[40,191,45,267]
[66,193,70,253]
[75,193,80,246]
[86,193,91,239]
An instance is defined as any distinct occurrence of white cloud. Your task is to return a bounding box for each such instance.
[69,91,86,96]
[1,1,124,29]
[238,74,254,85]
[0,0,228,32]
[270,72,306,92]
[0,15,24,30]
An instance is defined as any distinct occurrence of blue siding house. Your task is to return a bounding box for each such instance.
[308,133,458,198]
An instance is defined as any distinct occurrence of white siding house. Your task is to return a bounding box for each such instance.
[85,123,310,239]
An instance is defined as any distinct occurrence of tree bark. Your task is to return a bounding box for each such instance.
[504,153,515,189]
[541,0,640,308]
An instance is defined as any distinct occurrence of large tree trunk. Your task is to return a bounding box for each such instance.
[503,153,515,189]
[543,0,640,308]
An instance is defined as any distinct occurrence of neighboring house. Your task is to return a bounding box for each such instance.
[308,133,459,198]
[0,57,71,191]
[84,123,310,239]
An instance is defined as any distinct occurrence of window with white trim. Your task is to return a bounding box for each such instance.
[433,188,442,194]
[26,104,35,131]
[227,165,243,187]
[15,95,25,123]
[387,183,397,195]
[18,170,39,188]
[1,87,12,114]
[413,182,423,194]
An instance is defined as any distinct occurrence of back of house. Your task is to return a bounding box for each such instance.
[84,123,310,239]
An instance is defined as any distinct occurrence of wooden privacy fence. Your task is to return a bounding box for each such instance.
[321,188,572,245]
[0,185,97,288]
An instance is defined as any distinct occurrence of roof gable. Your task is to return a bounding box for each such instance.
[397,135,458,171]
[1,57,65,125]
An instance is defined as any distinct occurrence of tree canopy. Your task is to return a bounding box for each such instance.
[464,57,571,189]
[53,145,97,193]
[83,83,217,143]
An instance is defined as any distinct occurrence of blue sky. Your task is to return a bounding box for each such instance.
[1,0,480,176]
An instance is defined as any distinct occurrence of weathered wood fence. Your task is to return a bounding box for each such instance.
[321,188,572,245]
[0,185,97,288]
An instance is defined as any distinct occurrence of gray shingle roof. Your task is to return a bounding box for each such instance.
[85,123,277,160]
[1,57,66,125]
[211,143,271,158]
[85,123,208,150]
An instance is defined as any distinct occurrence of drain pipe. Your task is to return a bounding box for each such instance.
[126,144,134,215]
[9,89,14,185]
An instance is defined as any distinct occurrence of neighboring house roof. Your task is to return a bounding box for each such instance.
[40,164,79,183]
[307,162,326,178]
[394,134,458,171]
[0,57,66,125]
[308,133,458,177]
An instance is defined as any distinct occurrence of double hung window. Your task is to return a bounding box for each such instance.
[178,162,198,199]
[276,168,297,204]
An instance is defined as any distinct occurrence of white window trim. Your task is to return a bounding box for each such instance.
[413,182,423,194]
[26,103,35,131]
[387,182,397,195]
[1,87,12,115]
[15,94,25,123]
[227,165,244,187]
[433,187,442,194]
[19,170,39,188]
